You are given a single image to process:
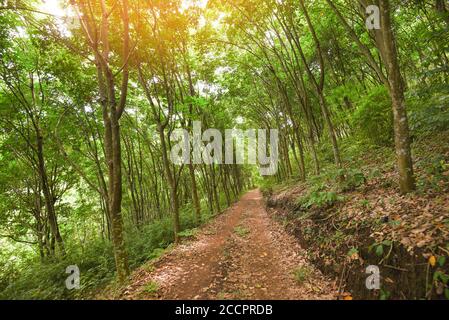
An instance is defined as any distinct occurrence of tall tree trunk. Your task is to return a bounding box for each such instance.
[210,164,221,213]
[36,131,64,256]
[327,0,415,191]
[379,0,415,193]
[188,163,202,224]
[158,126,181,243]
[102,98,130,283]
[298,0,342,167]
[183,55,203,224]
[318,94,342,168]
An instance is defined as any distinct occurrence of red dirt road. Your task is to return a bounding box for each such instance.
[120,189,337,300]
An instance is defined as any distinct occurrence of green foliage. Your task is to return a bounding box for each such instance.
[338,168,366,192]
[0,207,204,299]
[127,208,202,268]
[368,240,392,258]
[375,244,384,257]
[431,256,449,299]
[234,225,250,237]
[299,191,344,209]
[292,266,312,284]
[0,239,115,300]
[258,179,275,195]
[433,270,449,285]
[358,199,370,208]
[408,85,449,135]
[258,176,299,195]
[438,256,446,267]
[327,83,362,128]
[347,247,359,258]
[416,155,449,192]
[350,86,393,146]
[294,166,365,211]
[0,0,448,301]
[126,218,174,268]
[143,281,159,295]
[380,288,391,300]
[177,228,198,239]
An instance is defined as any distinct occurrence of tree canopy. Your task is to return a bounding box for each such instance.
[0,0,448,299]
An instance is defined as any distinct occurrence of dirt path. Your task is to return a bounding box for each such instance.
[120,189,337,300]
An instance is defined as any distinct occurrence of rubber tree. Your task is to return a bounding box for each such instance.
[326,0,415,193]
[73,0,131,283]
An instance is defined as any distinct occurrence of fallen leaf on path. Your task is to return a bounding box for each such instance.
[429,255,437,267]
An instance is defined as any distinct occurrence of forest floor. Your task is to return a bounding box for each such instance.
[263,131,449,300]
[113,189,337,300]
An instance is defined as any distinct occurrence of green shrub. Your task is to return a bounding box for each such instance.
[309,166,366,193]
[0,206,207,300]
[351,86,393,146]
[178,228,198,239]
[0,189,234,300]
[126,207,204,268]
[416,155,449,192]
[407,84,449,135]
[292,265,312,284]
[300,191,344,209]
[143,281,159,295]
[0,239,115,300]
[339,168,366,192]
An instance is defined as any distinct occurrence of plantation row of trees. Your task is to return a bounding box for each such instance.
[0,0,252,294]
[0,0,447,298]
[214,0,448,190]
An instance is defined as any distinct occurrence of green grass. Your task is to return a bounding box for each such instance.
[234,225,250,238]
[178,228,198,239]
[143,281,159,295]
[292,266,312,284]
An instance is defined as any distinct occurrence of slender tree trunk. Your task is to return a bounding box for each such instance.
[188,163,202,224]
[379,0,415,193]
[158,126,180,243]
[221,166,231,206]
[210,164,221,213]
[318,94,342,167]
[184,56,203,224]
[297,0,342,167]
[75,0,131,284]
[36,131,64,257]
[103,103,130,283]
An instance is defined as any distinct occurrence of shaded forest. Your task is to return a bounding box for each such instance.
[0,0,448,300]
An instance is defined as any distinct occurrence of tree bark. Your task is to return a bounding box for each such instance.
[379,0,415,193]
[36,130,64,256]
[188,163,202,224]
[75,0,131,283]
[158,126,181,243]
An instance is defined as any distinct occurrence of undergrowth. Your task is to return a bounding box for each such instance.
[0,204,217,300]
